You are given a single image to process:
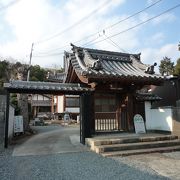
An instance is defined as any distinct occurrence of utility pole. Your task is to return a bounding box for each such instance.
[27,43,34,81]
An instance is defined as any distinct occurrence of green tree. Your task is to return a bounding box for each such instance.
[10,93,20,115]
[159,56,174,76]
[174,58,180,75]
[0,60,10,89]
[30,65,47,81]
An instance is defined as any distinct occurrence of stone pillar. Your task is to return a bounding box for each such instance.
[17,67,29,131]
[18,94,29,131]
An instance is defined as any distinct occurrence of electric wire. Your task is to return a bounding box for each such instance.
[33,52,64,58]
[103,32,127,53]
[85,3,180,47]
[35,0,112,45]
[33,0,163,54]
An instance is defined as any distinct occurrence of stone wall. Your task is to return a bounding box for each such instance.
[0,95,6,146]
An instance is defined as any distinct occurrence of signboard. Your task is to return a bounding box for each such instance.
[64,113,70,121]
[14,116,24,133]
[133,114,146,134]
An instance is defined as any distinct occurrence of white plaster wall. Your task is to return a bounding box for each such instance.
[54,96,57,104]
[32,95,50,100]
[8,105,15,139]
[65,107,80,113]
[145,102,173,132]
[57,96,64,113]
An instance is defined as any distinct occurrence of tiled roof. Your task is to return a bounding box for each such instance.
[66,44,164,84]
[135,93,162,101]
[4,80,93,93]
[47,73,66,83]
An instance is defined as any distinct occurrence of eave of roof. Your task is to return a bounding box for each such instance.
[47,73,66,83]
[135,92,162,101]
[66,46,164,85]
[4,80,93,94]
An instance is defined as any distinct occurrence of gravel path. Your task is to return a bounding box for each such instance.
[0,125,169,180]
[0,151,169,180]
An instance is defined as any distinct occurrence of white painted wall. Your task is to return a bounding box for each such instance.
[145,102,173,132]
[57,96,64,113]
[32,94,50,100]
[65,107,80,113]
[57,96,80,114]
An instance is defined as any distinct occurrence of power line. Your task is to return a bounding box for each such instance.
[103,31,127,53]
[35,0,112,45]
[104,0,162,30]
[85,3,180,47]
[81,36,101,47]
[34,45,70,55]
[34,0,162,54]
[33,52,64,58]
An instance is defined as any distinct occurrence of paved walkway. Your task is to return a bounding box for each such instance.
[113,152,180,180]
[13,125,88,156]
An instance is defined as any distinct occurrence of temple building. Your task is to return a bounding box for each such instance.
[50,44,164,134]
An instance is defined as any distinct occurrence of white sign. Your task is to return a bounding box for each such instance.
[133,114,146,134]
[14,116,24,133]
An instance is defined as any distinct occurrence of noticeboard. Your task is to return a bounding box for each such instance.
[14,116,24,133]
[133,114,146,134]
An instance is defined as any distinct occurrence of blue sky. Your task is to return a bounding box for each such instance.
[0,0,180,72]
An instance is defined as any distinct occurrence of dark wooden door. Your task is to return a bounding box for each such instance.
[120,106,128,131]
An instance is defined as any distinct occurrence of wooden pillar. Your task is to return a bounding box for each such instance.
[116,93,121,130]
[33,106,37,118]
[126,93,134,132]
[4,91,9,148]
[80,92,92,144]
[56,96,58,112]
[91,93,95,134]
[51,95,54,113]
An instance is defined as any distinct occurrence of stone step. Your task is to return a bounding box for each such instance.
[102,145,180,157]
[86,135,178,151]
[94,139,180,153]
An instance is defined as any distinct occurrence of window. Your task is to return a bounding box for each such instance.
[95,94,116,112]
[66,97,79,107]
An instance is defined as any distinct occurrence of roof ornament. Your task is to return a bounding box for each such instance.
[145,62,157,74]
[92,59,102,70]
[83,49,102,71]
[130,53,141,61]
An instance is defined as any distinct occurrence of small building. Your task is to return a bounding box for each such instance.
[47,69,80,120]
[56,95,79,120]
[150,75,180,108]
[29,94,52,119]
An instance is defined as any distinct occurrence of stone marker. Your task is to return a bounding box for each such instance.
[14,116,24,134]
[133,114,146,134]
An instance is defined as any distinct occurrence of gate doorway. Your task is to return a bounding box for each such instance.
[4,80,94,148]
[94,93,129,133]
